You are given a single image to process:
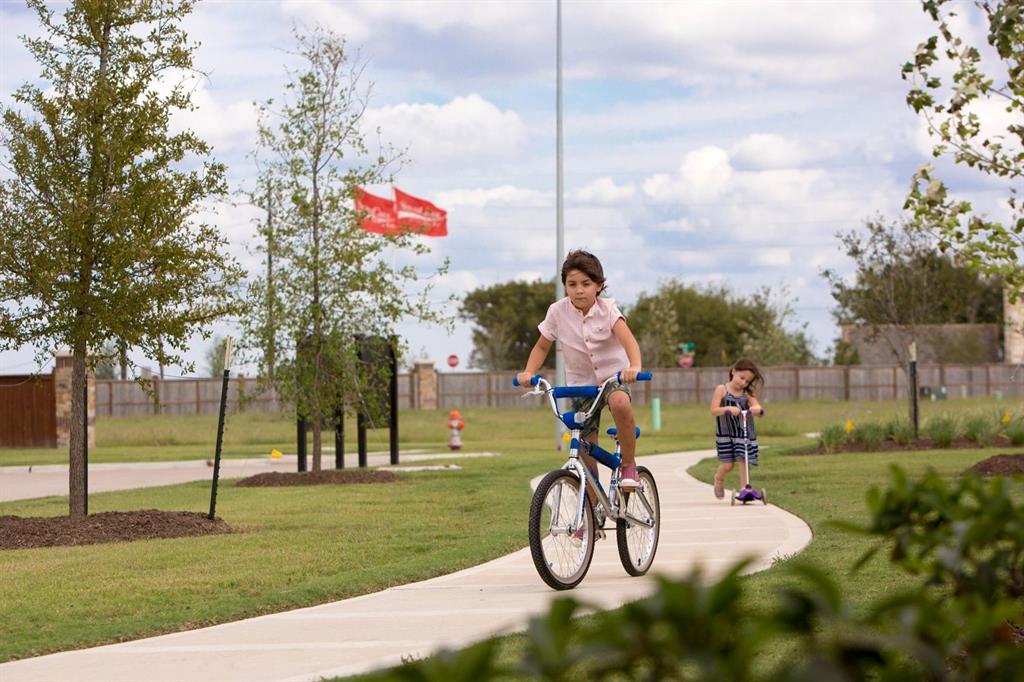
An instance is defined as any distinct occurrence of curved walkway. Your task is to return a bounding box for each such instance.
[1,450,812,682]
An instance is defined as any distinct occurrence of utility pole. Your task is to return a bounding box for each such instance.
[555,0,566,449]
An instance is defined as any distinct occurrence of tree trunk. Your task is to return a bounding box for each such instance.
[69,349,87,518]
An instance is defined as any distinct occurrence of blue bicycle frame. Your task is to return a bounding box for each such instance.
[515,372,656,533]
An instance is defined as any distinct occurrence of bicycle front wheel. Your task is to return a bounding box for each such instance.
[529,469,595,590]
[616,465,660,576]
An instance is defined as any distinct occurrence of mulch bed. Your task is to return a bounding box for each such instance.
[1,510,233,551]
[234,469,403,487]
[964,454,1024,477]
[797,436,1019,455]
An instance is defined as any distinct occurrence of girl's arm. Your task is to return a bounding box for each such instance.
[612,318,642,382]
[516,335,552,387]
[748,394,765,417]
[710,384,740,417]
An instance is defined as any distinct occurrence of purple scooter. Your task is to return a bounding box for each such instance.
[731,409,767,506]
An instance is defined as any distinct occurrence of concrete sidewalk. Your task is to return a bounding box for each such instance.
[0,451,497,502]
[1,449,812,682]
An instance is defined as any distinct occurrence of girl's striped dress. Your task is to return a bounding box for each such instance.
[715,390,759,465]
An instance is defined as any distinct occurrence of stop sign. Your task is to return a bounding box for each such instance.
[447,354,459,368]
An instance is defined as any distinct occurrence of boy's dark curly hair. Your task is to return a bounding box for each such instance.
[560,250,606,291]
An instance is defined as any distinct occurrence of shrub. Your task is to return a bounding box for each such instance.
[850,421,887,450]
[884,417,915,445]
[1006,418,1024,446]
[924,414,959,447]
[963,412,997,446]
[819,424,846,454]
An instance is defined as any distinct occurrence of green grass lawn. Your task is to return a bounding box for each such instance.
[1,396,1022,665]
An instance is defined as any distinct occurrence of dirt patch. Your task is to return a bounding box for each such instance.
[964,454,1024,477]
[0,510,233,551]
[234,469,402,487]
[795,436,1017,455]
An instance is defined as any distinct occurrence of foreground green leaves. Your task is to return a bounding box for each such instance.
[367,468,1024,681]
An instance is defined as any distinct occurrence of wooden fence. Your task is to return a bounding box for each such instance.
[91,363,1023,417]
[0,374,56,447]
[433,363,1024,409]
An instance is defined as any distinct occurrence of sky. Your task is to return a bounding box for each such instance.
[0,0,1012,377]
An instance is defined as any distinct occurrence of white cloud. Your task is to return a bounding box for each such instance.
[643,146,732,204]
[730,134,839,170]
[365,94,528,165]
[569,177,635,204]
[751,248,792,267]
[438,185,552,208]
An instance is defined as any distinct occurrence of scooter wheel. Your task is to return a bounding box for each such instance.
[730,492,736,506]
[761,488,768,505]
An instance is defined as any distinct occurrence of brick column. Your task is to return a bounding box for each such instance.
[53,352,96,448]
[1006,288,1024,364]
[413,360,438,410]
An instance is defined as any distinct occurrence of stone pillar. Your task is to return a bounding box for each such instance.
[53,352,96,448]
[413,360,438,410]
[1005,288,1024,364]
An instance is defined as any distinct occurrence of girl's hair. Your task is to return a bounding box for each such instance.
[729,357,764,396]
[561,249,606,292]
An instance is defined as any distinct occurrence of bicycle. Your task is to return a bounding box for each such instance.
[514,372,661,590]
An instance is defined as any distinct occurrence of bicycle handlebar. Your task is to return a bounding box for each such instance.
[513,372,654,423]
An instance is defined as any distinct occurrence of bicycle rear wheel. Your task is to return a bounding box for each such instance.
[616,465,660,576]
[529,469,595,590]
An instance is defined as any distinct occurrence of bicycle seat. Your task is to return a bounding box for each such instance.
[607,427,641,439]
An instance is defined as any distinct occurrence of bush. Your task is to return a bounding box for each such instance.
[884,417,915,445]
[924,414,959,447]
[963,412,997,446]
[818,424,846,454]
[850,421,886,449]
[1007,418,1024,446]
[375,467,1024,681]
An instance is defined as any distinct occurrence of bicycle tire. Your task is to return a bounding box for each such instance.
[529,469,595,590]
[616,466,660,576]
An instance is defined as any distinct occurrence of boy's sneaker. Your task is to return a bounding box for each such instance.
[619,465,640,490]
[572,525,587,544]
[713,478,725,499]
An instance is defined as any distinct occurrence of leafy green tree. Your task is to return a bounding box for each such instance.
[822,217,1003,364]
[904,0,1024,299]
[629,281,814,367]
[460,278,556,371]
[205,336,227,377]
[0,0,241,517]
[92,341,118,380]
[242,27,449,471]
[737,286,815,366]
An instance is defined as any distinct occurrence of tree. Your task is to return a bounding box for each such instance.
[628,281,815,367]
[205,336,227,377]
[821,217,1003,364]
[243,27,449,471]
[0,0,242,517]
[460,279,557,371]
[92,341,118,380]
[903,0,1024,299]
[736,286,816,366]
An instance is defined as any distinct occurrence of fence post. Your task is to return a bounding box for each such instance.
[694,368,701,404]
[794,366,801,401]
[195,380,201,415]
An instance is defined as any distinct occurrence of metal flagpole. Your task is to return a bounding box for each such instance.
[555,0,566,449]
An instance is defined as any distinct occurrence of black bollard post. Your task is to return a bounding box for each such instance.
[389,341,399,465]
[83,374,88,516]
[297,417,307,472]
[909,342,919,440]
[208,337,232,520]
[357,411,368,468]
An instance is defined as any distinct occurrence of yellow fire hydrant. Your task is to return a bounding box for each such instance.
[447,409,464,450]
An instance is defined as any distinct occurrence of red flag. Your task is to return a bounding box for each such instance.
[355,188,399,234]
[394,188,448,237]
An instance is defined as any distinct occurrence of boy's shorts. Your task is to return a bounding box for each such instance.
[570,384,631,439]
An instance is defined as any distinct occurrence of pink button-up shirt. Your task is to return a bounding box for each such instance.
[538,296,629,386]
